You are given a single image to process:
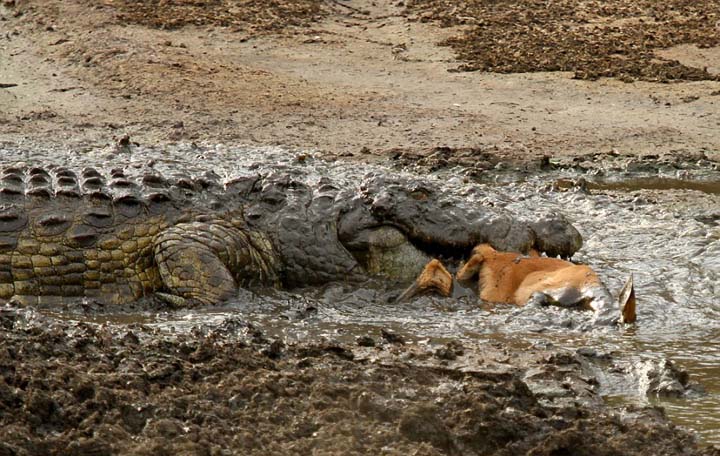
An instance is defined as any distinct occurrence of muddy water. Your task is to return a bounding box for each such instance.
[243,163,720,444]
[2,143,720,443]
[547,179,720,442]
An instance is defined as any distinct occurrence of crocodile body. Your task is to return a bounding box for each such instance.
[0,165,583,307]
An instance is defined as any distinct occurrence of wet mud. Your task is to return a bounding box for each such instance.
[0,145,718,452]
[1,309,712,456]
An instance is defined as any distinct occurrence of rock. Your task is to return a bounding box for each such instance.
[381,328,405,345]
[261,339,284,359]
[356,335,376,347]
[65,437,112,456]
[434,341,464,361]
[638,358,692,398]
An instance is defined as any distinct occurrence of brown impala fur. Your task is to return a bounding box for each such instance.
[456,244,600,308]
[399,243,636,324]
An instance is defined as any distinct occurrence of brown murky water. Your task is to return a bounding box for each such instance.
[555,176,720,195]
[3,144,719,444]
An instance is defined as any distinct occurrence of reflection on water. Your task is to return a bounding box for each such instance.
[44,311,158,326]
[555,176,720,195]
[7,144,719,445]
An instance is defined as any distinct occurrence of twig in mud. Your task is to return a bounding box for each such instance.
[328,0,366,15]
[50,86,83,93]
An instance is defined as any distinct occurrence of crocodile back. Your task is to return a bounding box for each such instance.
[0,165,238,304]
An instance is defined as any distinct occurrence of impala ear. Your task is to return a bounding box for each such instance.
[457,244,492,281]
[618,274,636,324]
[396,259,453,303]
[456,255,482,281]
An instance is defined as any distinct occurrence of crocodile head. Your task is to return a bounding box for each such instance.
[336,174,584,282]
[237,171,583,289]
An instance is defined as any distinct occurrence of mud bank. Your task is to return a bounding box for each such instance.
[0,308,713,456]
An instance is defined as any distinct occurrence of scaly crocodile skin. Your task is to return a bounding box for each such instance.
[0,166,279,307]
[0,165,583,307]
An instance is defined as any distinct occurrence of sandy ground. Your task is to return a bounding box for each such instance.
[0,0,718,164]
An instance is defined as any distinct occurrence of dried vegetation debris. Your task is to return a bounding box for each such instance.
[405,0,720,82]
[104,0,327,31]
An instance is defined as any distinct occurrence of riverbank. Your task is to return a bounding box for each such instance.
[1,0,718,164]
[0,307,713,456]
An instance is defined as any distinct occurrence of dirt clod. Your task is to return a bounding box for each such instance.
[382,328,406,344]
[108,0,327,32]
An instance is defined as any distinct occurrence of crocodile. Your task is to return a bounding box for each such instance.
[0,165,583,308]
